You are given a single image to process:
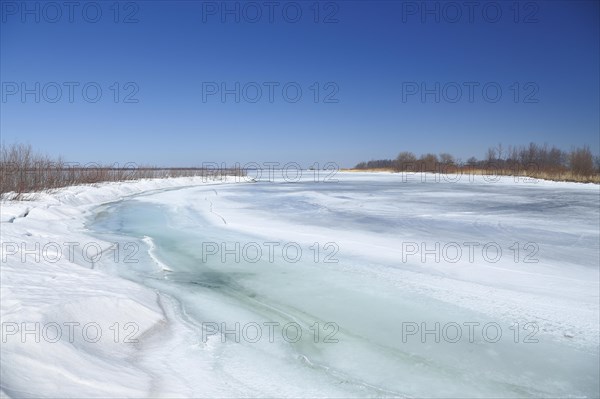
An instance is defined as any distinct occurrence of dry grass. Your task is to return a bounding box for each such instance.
[341,168,394,173]
[0,143,244,200]
[344,167,600,184]
[457,168,600,183]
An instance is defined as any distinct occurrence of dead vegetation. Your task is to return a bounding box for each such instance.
[354,143,600,183]
[0,143,243,200]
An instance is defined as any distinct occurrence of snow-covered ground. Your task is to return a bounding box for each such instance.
[0,176,241,397]
[1,172,599,397]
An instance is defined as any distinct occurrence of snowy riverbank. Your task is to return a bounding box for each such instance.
[0,176,242,397]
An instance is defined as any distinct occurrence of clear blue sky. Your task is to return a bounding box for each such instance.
[1,0,598,167]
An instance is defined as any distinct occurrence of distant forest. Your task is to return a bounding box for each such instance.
[354,143,599,182]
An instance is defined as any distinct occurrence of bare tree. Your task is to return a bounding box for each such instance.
[570,146,594,176]
[419,153,438,172]
[486,147,496,162]
[395,151,417,171]
[466,156,478,166]
[496,143,504,160]
[439,153,455,165]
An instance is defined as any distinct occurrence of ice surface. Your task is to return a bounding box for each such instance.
[1,173,599,397]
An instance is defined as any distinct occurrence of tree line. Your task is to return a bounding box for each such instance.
[354,143,599,182]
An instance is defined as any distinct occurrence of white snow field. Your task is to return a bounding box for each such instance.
[1,172,599,397]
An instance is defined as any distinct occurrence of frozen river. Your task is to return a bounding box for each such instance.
[87,172,599,397]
